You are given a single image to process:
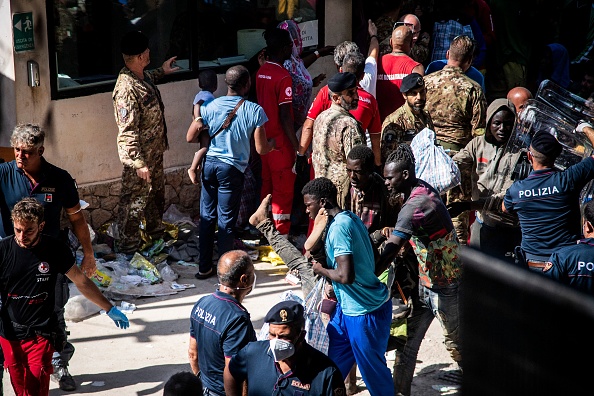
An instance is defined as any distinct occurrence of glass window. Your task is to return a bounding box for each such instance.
[47,0,323,99]
[48,0,194,98]
[197,0,322,68]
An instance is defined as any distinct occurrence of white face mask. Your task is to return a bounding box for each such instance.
[269,338,295,362]
[250,273,257,293]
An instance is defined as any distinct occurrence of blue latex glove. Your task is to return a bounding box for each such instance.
[107,306,130,329]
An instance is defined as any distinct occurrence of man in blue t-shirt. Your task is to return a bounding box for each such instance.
[188,250,257,396]
[376,144,463,396]
[544,199,594,294]
[186,65,274,280]
[503,122,594,270]
[304,177,393,396]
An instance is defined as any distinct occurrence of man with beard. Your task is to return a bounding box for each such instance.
[449,99,520,263]
[311,72,365,207]
[376,144,463,396]
[380,73,435,165]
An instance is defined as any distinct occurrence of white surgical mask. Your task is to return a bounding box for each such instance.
[269,338,295,362]
[250,273,257,293]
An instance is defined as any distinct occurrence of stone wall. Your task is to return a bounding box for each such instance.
[73,167,201,232]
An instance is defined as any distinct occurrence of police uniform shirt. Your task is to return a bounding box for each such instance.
[189,290,256,395]
[228,340,346,396]
[544,238,594,294]
[0,159,79,239]
[0,235,74,340]
[503,157,594,257]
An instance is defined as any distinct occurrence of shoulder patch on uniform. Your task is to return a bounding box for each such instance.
[119,106,128,120]
[543,262,553,272]
[285,86,293,97]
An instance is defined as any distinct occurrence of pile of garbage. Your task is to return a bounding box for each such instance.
[64,204,285,321]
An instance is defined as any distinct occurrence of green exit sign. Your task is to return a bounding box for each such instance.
[13,12,35,53]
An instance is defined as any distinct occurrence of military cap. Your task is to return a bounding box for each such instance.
[328,72,358,93]
[400,73,425,93]
[120,31,149,56]
[265,300,304,325]
[531,131,563,159]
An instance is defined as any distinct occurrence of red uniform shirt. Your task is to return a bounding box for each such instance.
[307,85,381,135]
[256,61,293,143]
[376,54,420,121]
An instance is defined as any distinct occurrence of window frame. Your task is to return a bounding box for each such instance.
[45,0,325,100]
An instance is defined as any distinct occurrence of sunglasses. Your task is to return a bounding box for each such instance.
[393,21,419,34]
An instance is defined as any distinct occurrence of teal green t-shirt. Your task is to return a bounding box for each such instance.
[325,211,389,316]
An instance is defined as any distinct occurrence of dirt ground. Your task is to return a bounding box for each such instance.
[1,260,461,396]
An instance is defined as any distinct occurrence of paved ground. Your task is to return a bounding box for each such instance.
[1,260,460,396]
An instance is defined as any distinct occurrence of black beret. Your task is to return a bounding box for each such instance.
[328,72,358,93]
[265,300,304,325]
[120,31,149,56]
[400,73,425,93]
[531,131,562,159]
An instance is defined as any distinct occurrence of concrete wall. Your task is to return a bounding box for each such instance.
[0,0,352,225]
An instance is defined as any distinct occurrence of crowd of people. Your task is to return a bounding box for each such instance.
[177,3,594,395]
[2,2,594,395]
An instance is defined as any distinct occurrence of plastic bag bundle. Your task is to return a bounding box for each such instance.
[411,128,462,194]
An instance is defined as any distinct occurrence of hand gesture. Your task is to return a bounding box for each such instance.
[368,19,377,37]
[162,56,180,74]
[312,73,326,87]
[107,307,130,329]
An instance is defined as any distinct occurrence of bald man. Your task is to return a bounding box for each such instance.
[400,14,421,46]
[188,250,257,396]
[401,13,431,65]
[507,86,533,115]
[376,25,424,121]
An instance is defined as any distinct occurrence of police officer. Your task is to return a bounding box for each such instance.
[224,300,346,396]
[544,199,594,293]
[503,122,594,270]
[188,250,257,396]
[112,30,179,255]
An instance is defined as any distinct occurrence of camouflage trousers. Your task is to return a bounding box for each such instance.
[117,155,165,254]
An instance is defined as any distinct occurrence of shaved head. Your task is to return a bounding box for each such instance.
[507,87,533,114]
[391,26,413,52]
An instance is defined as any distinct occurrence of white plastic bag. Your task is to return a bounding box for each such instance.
[411,128,461,194]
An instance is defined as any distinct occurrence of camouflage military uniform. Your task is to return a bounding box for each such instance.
[375,15,399,57]
[381,103,434,164]
[424,65,487,244]
[113,66,168,254]
[312,103,364,208]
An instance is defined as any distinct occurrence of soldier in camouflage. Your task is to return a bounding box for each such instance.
[112,31,179,254]
[381,72,434,164]
[375,1,403,56]
[424,35,487,244]
[312,73,365,208]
